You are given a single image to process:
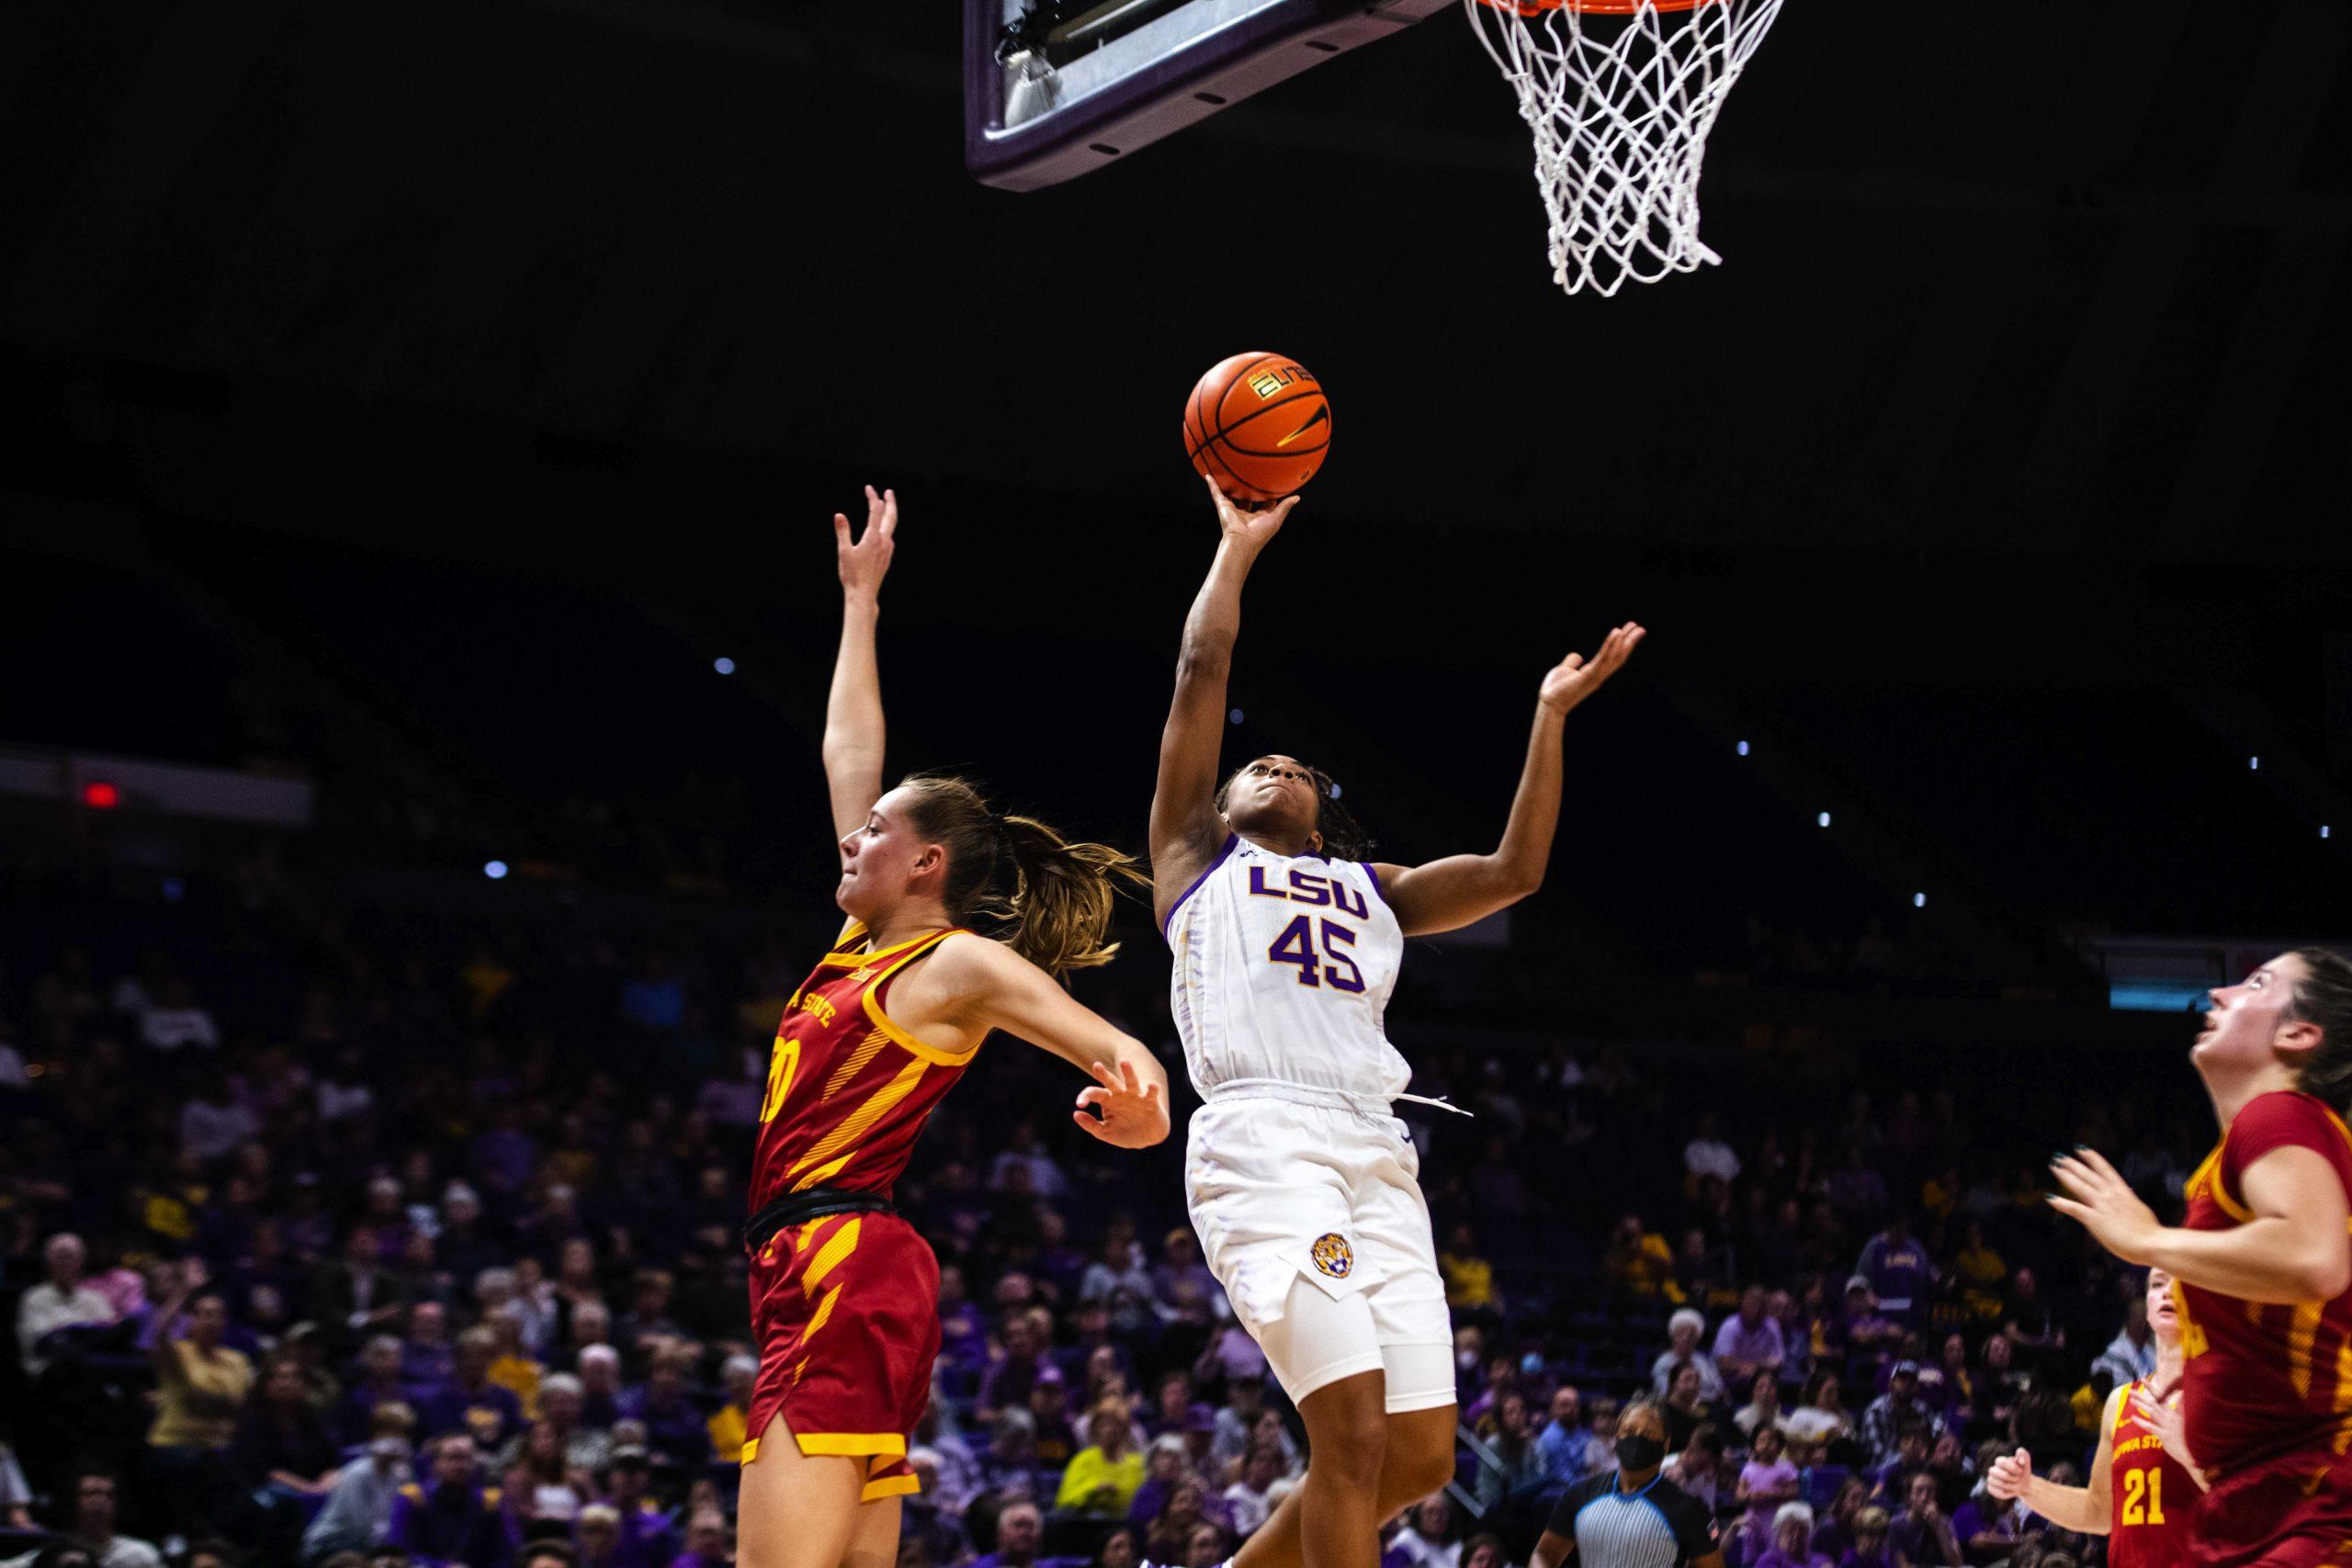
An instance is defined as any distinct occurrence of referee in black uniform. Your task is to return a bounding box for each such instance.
[1531,1401,1725,1568]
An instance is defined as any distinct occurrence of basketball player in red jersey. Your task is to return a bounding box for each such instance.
[738,486,1172,1568]
[2052,948,2352,1568]
[1986,1266,2200,1564]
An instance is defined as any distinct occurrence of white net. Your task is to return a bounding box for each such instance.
[1465,0,1784,297]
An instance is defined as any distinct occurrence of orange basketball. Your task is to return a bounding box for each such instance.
[1182,352,1332,503]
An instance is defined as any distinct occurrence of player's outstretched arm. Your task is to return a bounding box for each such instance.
[823,485,897,842]
[2051,1143,2352,1303]
[934,936,1171,1149]
[1986,1389,2119,1534]
[1374,623,1644,937]
[1149,477,1298,920]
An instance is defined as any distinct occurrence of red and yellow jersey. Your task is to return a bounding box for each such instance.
[2108,1378,2198,1567]
[2175,1089,2352,1474]
[748,921,979,1213]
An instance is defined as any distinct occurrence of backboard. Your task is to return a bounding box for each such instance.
[965,0,1454,192]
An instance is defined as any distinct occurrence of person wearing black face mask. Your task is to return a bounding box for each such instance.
[1532,1403,1725,1568]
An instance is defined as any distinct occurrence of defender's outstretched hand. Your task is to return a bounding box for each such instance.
[1204,474,1298,554]
[1539,622,1645,715]
[1073,1057,1170,1149]
[834,485,898,603]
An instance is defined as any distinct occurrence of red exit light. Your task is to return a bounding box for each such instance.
[82,780,120,809]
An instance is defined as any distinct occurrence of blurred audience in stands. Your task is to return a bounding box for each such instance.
[0,853,2188,1568]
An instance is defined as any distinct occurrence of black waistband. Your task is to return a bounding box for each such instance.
[742,1188,894,1256]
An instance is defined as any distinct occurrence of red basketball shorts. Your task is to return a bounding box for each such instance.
[2189,1441,2352,1568]
[743,1208,940,1502]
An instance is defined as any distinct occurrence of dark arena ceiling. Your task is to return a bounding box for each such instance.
[2,0,2346,564]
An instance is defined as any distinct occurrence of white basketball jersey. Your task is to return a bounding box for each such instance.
[1164,835,1411,1101]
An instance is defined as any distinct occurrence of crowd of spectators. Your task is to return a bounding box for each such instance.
[0,857,2206,1568]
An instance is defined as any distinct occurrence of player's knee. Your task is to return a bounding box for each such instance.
[1305,1386,1390,1493]
[1384,1426,1457,1505]
[1323,1423,1388,1494]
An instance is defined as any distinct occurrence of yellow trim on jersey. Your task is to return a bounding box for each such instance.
[862,1474,922,1502]
[815,926,951,969]
[861,1008,982,1067]
[2188,1144,2256,1224]
[795,1431,910,1460]
[2111,1379,2140,1437]
[803,1217,864,1289]
[2195,1095,2352,1230]
[740,1436,762,1465]
[857,930,985,1066]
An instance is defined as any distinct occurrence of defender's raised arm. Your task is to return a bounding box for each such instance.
[822,485,897,842]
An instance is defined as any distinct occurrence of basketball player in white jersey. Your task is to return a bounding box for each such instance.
[1150,476,1643,1568]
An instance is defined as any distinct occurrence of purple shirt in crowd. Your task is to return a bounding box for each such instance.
[1739,1458,1799,1532]
[613,1503,679,1568]
[1854,1235,1931,1314]
[1713,1314,1786,1370]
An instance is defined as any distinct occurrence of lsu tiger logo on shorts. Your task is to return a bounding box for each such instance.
[1310,1233,1354,1279]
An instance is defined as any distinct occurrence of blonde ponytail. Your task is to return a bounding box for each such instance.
[895,774,1148,978]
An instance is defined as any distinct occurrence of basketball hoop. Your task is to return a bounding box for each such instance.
[1466,0,1784,296]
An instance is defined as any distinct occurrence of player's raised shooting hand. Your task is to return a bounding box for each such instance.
[2049,1146,2163,1264]
[1073,1057,1170,1149]
[1204,475,1297,556]
[1984,1450,2032,1502]
[834,485,898,605]
[1539,622,1645,716]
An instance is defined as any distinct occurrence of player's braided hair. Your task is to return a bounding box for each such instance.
[1213,759,1373,861]
[2285,947,2352,1114]
[897,773,1148,978]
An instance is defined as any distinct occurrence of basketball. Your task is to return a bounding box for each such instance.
[1182,352,1332,503]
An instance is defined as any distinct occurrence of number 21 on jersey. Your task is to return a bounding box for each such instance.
[1268,916,1364,991]
[2120,1467,2165,1525]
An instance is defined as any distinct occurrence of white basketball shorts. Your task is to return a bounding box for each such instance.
[1184,1092,1456,1414]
